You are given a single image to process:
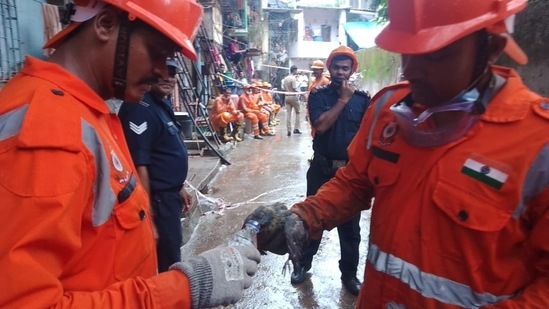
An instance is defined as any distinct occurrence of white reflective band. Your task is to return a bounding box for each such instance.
[367,244,513,308]
[516,143,549,219]
[82,119,117,226]
[0,104,27,141]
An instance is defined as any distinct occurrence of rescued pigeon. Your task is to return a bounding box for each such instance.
[244,203,308,274]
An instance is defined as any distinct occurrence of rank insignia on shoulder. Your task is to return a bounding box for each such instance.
[354,89,371,98]
[138,101,150,108]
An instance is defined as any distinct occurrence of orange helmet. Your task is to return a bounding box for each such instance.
[375,0,527,64]
[44,0,203,61]
[326,46,358,73]
[310,60,325,70]
[220,112,232,124]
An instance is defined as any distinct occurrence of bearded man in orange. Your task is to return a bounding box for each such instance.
[238,84,264,139]
[210,87,244,142]
[306,60,331,137]
[259,82,281,126]
[250,83,275,136]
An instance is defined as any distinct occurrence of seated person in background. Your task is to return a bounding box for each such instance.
[236,70,248,95]
[251,83,275,136]
[227,37,246,66]
[223,66,237,94]
[259,82,281,126]
[238,84,270,139]
[214,63,227,94]
[209,87,244,142]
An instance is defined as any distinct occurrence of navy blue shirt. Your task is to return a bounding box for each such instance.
[118,92,188,191]
[308,83,370,160]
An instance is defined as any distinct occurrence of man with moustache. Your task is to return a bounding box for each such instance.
[0,1,260,307]
[290,46,370,297]
[119,58,192,272]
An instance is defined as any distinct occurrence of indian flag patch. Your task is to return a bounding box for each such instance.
[461,158,509,190]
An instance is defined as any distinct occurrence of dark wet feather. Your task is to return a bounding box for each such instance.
[244,203,308,274]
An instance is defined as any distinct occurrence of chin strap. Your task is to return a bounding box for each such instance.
[476,73,507,113]
[112,15,133,100]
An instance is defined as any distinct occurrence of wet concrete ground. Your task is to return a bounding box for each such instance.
[182,109,371,308]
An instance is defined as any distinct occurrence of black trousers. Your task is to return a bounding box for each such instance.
[151,190,183,272]
[302,159,361,279]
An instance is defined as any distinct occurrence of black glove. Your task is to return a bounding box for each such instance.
[244,203,308,264]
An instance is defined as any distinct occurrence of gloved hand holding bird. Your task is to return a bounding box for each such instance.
[243,203,309,274]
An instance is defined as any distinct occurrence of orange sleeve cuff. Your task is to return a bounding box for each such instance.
[149,270,193,309]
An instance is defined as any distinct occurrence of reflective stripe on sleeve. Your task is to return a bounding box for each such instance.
[367,244,512,308]
[0,108,117,226]
[82,120,117,226]
[0,104,28,141]
[515,143,549,219]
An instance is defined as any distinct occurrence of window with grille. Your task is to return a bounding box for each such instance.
[0,0,23,83]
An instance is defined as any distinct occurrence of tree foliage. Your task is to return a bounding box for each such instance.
[370,0,388,23]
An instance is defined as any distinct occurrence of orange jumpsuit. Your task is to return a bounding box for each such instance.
[260,90,281,115]
[306,76,331,137]
[209,94,244,130]
[291,66,549,308]
[238,93,269,136]
[308,76,330,92]
[0,57,191,308]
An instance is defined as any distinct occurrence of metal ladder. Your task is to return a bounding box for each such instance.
[173,25,231,165]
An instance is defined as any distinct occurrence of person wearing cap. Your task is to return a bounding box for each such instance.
[118,58,193,273]
[308,60,331,91]
[289,46,370,296]
[305,60,331,136]
[0,1,260,308]
[209,87,245,142]
[282,65,302,136]
[249,0,549,307]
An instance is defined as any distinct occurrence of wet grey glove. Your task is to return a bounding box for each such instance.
[170,245,261,309]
